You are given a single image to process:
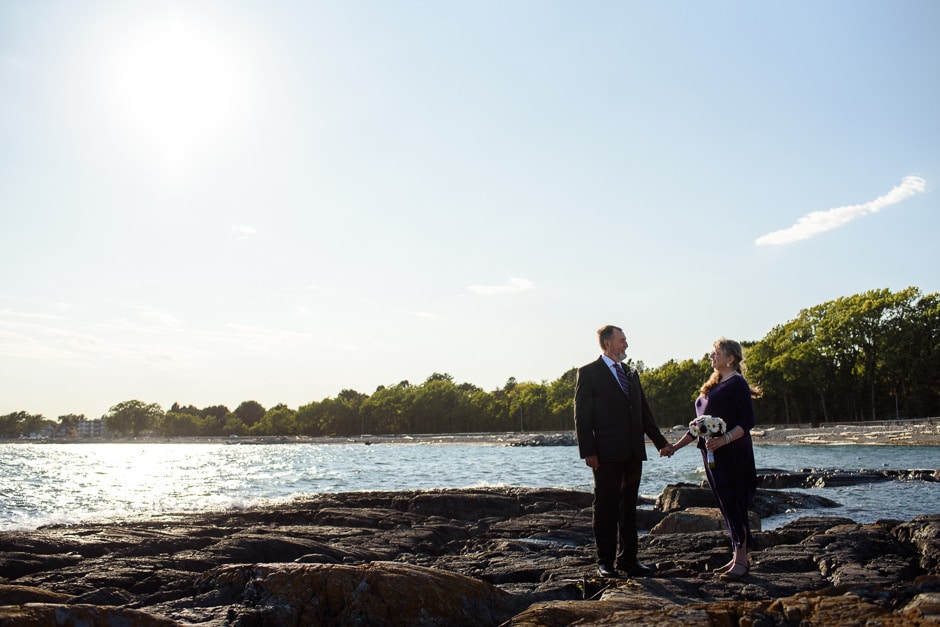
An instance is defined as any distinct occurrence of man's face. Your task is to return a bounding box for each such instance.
[605,329,628,362]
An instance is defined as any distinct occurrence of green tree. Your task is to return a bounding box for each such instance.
[412,374,463,433]
[748,314,832,425]
[546,368,577,428]
[295,401,323,436]
[56,413,85,438]
[160,411,203,437]
[359,381,415,434]
[0,411,29,438]
[251,403,297,436]
[746,287,938,424]
[104,400,163,437]
[234,401,266,428]
[508,381,549,431]
[222,414,249,436]
[461,383,497,432]
[641,358,709,427]
[329,389,367,435]
[804,288,919,421]
[199,405,231,436]
[21,412,47,436]
[747,324,799,424]
[487,377,518,432]
[904,292,940,416]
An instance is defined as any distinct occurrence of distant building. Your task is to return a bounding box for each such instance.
[77,418,106,438]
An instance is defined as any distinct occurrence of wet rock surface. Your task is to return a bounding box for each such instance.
[757,467,940,489]
[0,477,938,626]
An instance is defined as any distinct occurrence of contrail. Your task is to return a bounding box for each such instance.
[755,176,926,246]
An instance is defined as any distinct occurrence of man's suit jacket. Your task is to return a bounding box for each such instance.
[574,357,668,462]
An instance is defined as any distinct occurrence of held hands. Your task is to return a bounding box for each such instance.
[661,431,695,458]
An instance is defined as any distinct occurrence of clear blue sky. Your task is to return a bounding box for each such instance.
[2,1,937,420]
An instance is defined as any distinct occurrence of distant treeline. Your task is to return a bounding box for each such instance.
[2,287,937,439]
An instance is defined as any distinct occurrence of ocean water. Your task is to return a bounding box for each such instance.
[1,441,938,532]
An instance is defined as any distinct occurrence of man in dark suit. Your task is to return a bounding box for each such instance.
[575,324,671,579]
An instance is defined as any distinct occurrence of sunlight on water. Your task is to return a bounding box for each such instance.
[1,442,938,531]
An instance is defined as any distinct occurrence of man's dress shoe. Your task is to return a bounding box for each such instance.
[618,561,654,577]
[596,563,620,579]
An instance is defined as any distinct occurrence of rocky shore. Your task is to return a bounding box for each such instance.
[2,467,939,626]
[513,420,940,447]
[240,419,940,447]
[746,420,940,446]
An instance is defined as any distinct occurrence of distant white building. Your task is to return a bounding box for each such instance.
[77,418,106,438]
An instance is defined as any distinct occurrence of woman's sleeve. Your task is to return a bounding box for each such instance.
[735,380,755,430]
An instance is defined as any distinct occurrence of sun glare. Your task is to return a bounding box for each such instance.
[108,14,247,168]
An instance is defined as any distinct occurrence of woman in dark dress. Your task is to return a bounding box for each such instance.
[666,337,757,580]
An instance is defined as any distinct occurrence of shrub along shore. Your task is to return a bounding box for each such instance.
[7,419,937,446]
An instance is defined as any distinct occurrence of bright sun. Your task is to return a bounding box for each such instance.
[109,14,246,168]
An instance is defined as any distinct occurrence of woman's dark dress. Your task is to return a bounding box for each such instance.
[694,375,756,549]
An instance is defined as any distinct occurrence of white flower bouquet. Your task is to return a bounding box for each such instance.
[689,415,727,468]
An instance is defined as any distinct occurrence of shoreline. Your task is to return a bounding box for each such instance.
[3,419,939,446]
[745,419,940,446]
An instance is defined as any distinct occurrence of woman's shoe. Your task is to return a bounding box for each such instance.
[713,561,734,574]
[719,563,748,581]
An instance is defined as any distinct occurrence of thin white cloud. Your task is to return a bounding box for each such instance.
[755,176,926,246]
[218,324,312,354]
[467,277,535,296]
[0,308,200,369]
[397,309,437,320]
[136,308,182,328]
[231,225,257,240]
[0,327,79,362]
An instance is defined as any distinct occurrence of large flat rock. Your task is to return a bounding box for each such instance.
[0,485,938,625]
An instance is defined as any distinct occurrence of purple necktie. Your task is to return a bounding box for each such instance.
[614,363,631,399]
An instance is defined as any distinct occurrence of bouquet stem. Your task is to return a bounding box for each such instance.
[707,449,715,469]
